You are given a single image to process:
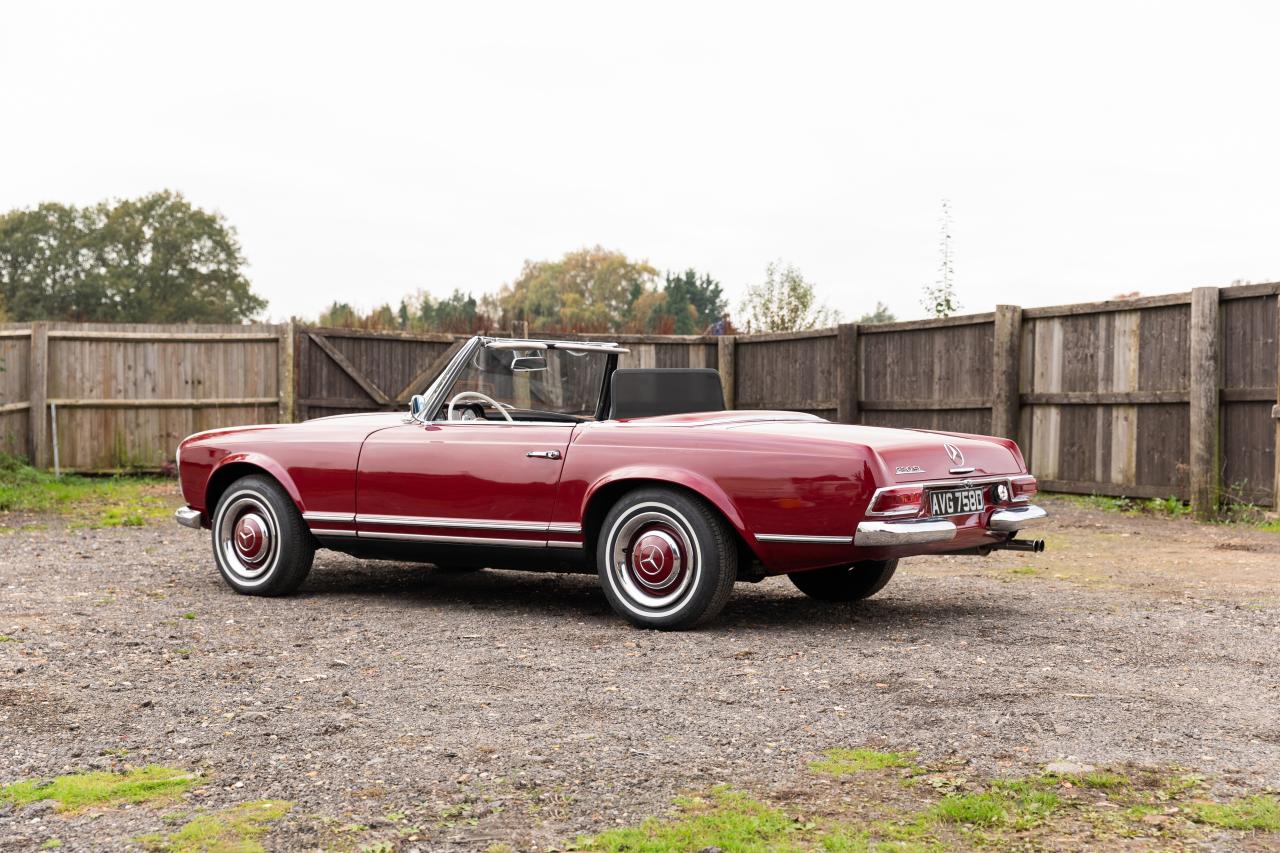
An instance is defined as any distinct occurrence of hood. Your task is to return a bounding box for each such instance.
[181,411,408,446]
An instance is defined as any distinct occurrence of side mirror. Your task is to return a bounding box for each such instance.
[511,355,549,372]
[409,394,427,418]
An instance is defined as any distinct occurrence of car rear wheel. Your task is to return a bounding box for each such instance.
[597,487,737,630]
[787,560,898,602]
[211,475,314,596]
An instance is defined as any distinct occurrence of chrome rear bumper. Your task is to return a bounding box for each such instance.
[988,504,1048,531]
[174,506,203,529]
[854,503,1047,547]
[854,518,957,547]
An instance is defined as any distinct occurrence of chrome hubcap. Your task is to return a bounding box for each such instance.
[607,503,701,617]
[216,493,279,584]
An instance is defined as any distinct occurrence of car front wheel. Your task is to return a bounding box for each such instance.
[787,559,898,602]
[597,487,737,630]
[211,475,314,596]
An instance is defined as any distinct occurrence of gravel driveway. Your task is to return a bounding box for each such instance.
[1,496,1278,850]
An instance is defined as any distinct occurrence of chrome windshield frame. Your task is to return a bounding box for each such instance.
[414,336,627,424]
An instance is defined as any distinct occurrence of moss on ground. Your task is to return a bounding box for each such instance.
[809,749,917,777]
[1,766,198,812]
[571,753,1280,852]
[136,800,293,852]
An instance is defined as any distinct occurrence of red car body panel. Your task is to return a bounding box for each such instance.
[179,405,1038,576]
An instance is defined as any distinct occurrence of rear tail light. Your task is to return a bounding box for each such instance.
[869,485,924,516]
[1011,477,1038,502]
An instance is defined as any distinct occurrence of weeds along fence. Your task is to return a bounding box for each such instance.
[1,281,1277,516]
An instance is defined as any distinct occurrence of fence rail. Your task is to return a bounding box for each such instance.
[2,282,1277,514]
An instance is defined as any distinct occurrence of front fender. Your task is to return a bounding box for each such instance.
[206,451,306,512]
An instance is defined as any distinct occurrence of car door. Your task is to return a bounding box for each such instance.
[354,420,575,547]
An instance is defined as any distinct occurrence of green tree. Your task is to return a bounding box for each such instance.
[856,301,897,324]
[921,198,960,318]
[661,269,725,334]
[317,302,360,327]
[738,261,840,332]
[422,289,481,332]
[0,191,266,323]
[497,247,657,332]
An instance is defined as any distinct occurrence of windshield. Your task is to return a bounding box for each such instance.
[437,345,609,422]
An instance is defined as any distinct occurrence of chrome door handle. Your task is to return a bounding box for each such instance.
[526,450,561,460]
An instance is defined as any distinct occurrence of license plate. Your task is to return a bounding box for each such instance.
[928,487,985,517]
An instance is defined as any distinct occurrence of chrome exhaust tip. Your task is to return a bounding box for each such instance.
[998,538,1045,553]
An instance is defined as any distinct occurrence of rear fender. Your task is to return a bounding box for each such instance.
[580,466,762,559]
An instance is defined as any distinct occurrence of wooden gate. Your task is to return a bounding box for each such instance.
[293,326,467,421]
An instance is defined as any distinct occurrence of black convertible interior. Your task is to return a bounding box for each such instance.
[607,368,726,420]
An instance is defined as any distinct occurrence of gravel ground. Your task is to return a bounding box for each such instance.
[1,495,1278,850]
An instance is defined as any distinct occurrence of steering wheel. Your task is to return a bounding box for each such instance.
[447,391,514,423]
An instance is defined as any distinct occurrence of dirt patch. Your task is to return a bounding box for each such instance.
[1,495,1278,850]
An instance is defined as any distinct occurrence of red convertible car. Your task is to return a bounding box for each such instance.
[174,336,1046,629]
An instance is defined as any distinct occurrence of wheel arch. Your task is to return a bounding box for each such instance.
[205,454,304,517]
[579,470,764,566]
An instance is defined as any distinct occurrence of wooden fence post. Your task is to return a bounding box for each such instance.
[1189,287,1221,519]
[278,320,296,423]
[1273,296,1280,509]
[28,321,48,469]
[991,305,1023,441]
[717,335,736,410]
[836,323,859,424]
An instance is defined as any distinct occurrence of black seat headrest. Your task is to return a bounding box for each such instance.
[609,368,726,420]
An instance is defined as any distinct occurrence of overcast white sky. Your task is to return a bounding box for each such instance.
[3,1,1278,323]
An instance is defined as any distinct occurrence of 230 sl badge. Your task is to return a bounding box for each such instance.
[895,465,924,474]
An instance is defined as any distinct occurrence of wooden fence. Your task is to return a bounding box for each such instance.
[0,322,287,472]
[2,282,1278,514]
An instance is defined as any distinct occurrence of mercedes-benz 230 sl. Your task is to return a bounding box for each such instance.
[174,336,1046,629]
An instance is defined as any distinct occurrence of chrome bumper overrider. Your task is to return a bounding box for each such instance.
[854,518,957,547]
[988,504,1048,531]
[854,503,1048,547]
[174,507,203,529]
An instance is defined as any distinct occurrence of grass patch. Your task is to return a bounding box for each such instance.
[1007,566,1037,576]
[1259,519,1280,533]
[1080,771,1128,789]
[1,766,197,812]
[137,800,292,852]
[0,453,174,528]
[930,792,1005,827]
[574,787,807,852]
[1190,795,1280,831]
[1047,492,1191,518]
[809,749,915,777]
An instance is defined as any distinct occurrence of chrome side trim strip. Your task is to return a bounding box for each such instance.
[547,522,583,534]
[756,533,854,545]
[547,540,584,549]
[854,519,958,547]
[359,531,550,548]
[357,514,555,532]
[311,529,358,538]
[174,507,203,529]
[988,504,1048,531]
[303,511,357,523]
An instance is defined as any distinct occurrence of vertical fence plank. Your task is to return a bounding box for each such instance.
[1189,287,1221,519]
[279,320,296,423]
[717,335,736,409]
[28,322,48,468]
[1274,298,1280,507]
[991,305,1022,440]
[836,323,859,424]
